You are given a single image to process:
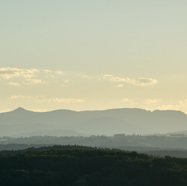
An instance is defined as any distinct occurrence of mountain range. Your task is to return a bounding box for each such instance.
[0,107,187,137]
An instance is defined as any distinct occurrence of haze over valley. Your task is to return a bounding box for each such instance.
[1,1,187,185]
[1,107,187,137]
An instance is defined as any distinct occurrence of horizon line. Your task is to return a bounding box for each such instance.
[0,107,185,114]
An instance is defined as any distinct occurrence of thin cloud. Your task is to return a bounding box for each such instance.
[156,100,187,113]
[122,98,129,102]
[64,80,69,83]
[1,68,158,88]
[146,99,160,104]
[80,74,95,79]
[26,79,47,84]
[43,69,52,73]
[117,84,124,88]
[0,67,38,79]
[103,74,158,86]
[8,82,20,86]
[55,71,64,75]
[10,95,32,99]
[40,98,85,103]
[136,78,158,86]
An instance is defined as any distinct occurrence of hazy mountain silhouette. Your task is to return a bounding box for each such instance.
[167,130,187,136]
[0,107,187,137]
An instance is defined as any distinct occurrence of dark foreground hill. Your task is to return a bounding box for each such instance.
[0,145,187,186]
[1,107,187,136]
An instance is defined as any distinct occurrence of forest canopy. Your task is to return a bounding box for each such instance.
[0,145,187,185]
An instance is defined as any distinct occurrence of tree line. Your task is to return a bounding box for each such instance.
[0,145,187,185]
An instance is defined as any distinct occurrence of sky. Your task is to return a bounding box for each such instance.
[1,0,187,113]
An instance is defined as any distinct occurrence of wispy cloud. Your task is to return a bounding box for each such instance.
[146,99,160,104]
[103,74,158,86]
[40,98,85,103]
[8,82,20,86]
[64,80,69,84]
[80,74,96,80]
[43,69,52,73]
[117,84,124,88]
[122,98,129,102]
[0,67,38,79]
[156,100,187,113]
[55,71,64,75]
[26,79,47,84]
[10,95,32,99]
[0,68,158,89]
[0,67,55,85]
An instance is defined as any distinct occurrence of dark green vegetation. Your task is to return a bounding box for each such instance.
[2,134,187,158]
[1,145,187,185]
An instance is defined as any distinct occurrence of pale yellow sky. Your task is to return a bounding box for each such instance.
[1,1,187,113]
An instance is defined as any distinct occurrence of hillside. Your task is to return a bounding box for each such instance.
[0,107,187,136]
[0,146,187,185]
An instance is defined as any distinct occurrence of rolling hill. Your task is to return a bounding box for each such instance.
[0,107,187,136]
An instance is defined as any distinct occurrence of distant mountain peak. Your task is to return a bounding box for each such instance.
[14,107,28,112]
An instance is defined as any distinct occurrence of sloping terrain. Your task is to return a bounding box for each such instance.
[0,107,187,136]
